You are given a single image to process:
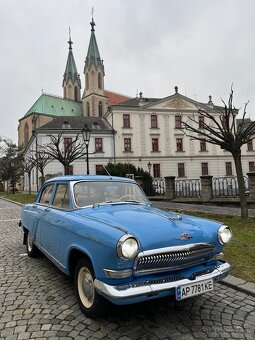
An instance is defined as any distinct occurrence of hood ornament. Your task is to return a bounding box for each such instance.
[176,233,193,241]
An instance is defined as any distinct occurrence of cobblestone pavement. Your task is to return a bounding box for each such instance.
[0,199,255,340]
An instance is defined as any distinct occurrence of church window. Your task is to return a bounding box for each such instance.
[98,73,102,89]
[24,123,29,145]
[86,102,90,117]
[86,73,89,90]
[74,86,78,101]
[99,101,103,117]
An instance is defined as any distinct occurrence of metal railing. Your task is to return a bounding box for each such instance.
[152,178,165,195]
[175,179,201,198]
[212,176,249,197]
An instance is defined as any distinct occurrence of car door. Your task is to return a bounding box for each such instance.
[38,183,70,267]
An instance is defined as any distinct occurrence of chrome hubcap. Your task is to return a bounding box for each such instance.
[78,267,95,308]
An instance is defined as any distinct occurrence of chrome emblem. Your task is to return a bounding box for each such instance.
[176,233,192,240]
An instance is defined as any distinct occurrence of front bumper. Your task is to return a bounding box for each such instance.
[94,261,231,300]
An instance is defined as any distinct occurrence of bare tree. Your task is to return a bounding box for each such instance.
[32,150,52,185]
[43,133,85,175]
[181,88,255,218]
[22,158,35,194]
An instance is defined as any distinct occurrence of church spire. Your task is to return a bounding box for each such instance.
[82,13,107,117]
[62,28,81,101]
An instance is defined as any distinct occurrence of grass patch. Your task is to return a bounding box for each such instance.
[174,210,255,283]
[0,193,36,204]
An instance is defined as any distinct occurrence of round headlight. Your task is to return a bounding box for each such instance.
[117,235,139,260]
[218,225,232,245]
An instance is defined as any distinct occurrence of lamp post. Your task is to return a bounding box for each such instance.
[147,161,152,176]
[82,123,91,175]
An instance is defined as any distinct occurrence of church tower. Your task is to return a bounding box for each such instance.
[82,16,108,117]
[62,31,81,101]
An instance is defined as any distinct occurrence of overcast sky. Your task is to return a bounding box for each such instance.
[1,0,255,142]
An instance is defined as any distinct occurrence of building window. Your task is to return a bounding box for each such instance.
[65,165,73,175]
[175,115,182,128]
[199,115,205,129]
[249,161,255,172]
[226,162,232,176]
[200,139,207,151]
[86,73,89,90]
[86,102,90,116]
[96,165,105,175]
[123,114,130,128]
[95,138,103,152]
[151,114,158,128]
[201,162,209,176]
[153,164,161,178]
[74,86,78,101]
[24,123,29,145]
[98,72,102,89]
[178,163,185,177]
[176,138,183,151]
[64,138,72,152]
[152,138,159,152]
[247,139,253,151]
[99,101,103,117]
[124,138,132,152]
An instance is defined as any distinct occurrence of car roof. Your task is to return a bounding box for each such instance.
[44,175,136,184]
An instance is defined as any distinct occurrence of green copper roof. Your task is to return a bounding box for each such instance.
[63,37,81,86]
[85,18,104,69]
[24,94,82,117]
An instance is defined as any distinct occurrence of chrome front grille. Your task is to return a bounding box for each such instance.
[134,243,214,275]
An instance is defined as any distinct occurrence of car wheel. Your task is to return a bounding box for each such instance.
[26,231,41,257]
[74,258,108,317]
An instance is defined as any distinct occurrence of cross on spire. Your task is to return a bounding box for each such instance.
[68,27,73,50]
[90,7,95,31]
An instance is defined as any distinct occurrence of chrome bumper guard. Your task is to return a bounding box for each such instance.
[94,262,231,300]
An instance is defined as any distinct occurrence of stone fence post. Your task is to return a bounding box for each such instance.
[164,176,176,200]
[200,176,213,202]
[247,172,255,200]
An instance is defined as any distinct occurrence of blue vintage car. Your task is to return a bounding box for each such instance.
[20,175,232,316]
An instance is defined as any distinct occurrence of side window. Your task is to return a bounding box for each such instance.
[52,184,70,209]
[40,185,54,205]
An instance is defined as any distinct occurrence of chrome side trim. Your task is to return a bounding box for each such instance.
[94,262,231,300]
[35,243,66,270]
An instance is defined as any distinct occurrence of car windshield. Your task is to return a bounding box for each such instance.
[73,181,149,207]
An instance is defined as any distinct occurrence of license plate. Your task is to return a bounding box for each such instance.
[176,278,214,301]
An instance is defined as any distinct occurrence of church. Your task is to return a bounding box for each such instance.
[19,17,255,191]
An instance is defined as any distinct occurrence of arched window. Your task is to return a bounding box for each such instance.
[86,102,90,117]
[98,101,103,117]
[74,86,78,101]
[68,84,72,98]
[86,73,89,90]
[98,72,102,89]
[24,123,29,145]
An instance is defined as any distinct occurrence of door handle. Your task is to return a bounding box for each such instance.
[44,207,51,212]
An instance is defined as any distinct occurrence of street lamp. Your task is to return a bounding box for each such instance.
[147,161,152,176]
[81,123,91,175]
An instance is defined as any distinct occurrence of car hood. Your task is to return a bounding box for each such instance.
[74,203,220,251]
